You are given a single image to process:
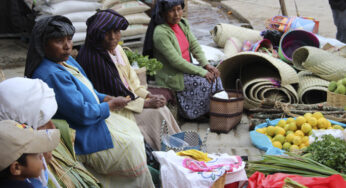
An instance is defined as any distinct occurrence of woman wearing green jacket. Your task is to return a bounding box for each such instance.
[143,0,223,120]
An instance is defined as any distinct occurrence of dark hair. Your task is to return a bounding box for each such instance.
[0,154,28,179]
[143,0,185,57]
[24,15,75,78]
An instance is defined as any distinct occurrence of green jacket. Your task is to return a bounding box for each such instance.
[153,18,209,91]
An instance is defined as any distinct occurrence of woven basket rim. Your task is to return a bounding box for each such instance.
[218,52,299,88]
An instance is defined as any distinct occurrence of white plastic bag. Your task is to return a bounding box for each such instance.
[121,24,148,37]
[213,91,228,99]
[110,1,150,15]
[63,11,96,22]
[124,13,150,25]
[72,22,87,33]
[36,1,101,15]
[72,32,86,43]
[309,129,345,143]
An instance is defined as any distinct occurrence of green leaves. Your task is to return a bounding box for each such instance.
[247,152,346,179]
[305,134,346,173]
[125,50,163,76]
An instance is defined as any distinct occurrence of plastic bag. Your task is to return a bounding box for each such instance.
[266,16,319,34]
[248,171,346,188]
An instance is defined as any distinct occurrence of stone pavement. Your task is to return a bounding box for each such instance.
[182,115,264,161]
[221,0,337,39]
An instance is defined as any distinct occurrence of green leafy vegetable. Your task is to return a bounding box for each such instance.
[124,49,163,76]
[305,134,346,173]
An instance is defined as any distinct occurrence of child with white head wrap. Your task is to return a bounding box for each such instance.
[0,77,60,188]
[0,77,57,129]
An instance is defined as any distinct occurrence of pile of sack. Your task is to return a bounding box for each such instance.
[212,16,346,108]
[102,0,151,38]
[35,0,102,44]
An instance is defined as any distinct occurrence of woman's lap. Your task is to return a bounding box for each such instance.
[176,74,223,120]
[77,112,147,176]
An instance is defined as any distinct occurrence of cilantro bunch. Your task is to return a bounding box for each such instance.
[125,50,163,76]
[305,134,346,173]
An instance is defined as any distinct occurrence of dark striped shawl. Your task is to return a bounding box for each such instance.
[76,9,135,99]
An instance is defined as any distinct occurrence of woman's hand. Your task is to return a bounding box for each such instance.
[103,95,113,102]
[144,94,166,108]
[204,64,220,77]
[107,96,131,111]
[204,71,215,83]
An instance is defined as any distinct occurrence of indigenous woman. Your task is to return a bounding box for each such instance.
[77,10,180,151]
[24,15,154,188]
[143,0,223,120]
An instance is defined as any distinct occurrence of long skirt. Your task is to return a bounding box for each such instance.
[114,106,181,151]
[77,112,154,188]
[134,106,181,150]
[177,74,224,120]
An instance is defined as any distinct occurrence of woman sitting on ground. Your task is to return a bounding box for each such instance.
[76,9,181,151]
[143,0,223,120]
[24,15,154,188]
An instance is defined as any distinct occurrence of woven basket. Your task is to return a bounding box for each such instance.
[223,37,242,59]
[278,29,319,63]
[297,71,329,104]
[242,78,298,109]
[209,80,244,133]
[211,24,262,48]
[160,120,209,152]
[292,46,346,81]
[327,91,346,108]
[218,52,299,90]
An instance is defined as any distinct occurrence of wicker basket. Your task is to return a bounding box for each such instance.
[209,80,244,133]
[327,91,346,108]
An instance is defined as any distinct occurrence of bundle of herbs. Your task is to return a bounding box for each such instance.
[303,134,346,173]
[247,152,346,179]
[124,49,163,76]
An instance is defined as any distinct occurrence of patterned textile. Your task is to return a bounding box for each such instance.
[177,74,223,120]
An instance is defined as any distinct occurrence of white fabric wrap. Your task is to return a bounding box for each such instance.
[0,77,57,129]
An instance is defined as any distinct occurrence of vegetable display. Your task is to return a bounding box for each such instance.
[124,49,163,76]
[304,134,346,173]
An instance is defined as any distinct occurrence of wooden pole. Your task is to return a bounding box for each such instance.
[279,0,288,16]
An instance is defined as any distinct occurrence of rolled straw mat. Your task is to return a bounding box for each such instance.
[242,78,298,109]
[292,46,346,81]
[322,43,346,58]
[217,52,298,90]
[297,71,329,104]
[211,23,262,48]
[223,37,242,59]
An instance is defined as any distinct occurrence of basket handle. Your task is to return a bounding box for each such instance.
[235,79,243,98]
[201,128,210,152]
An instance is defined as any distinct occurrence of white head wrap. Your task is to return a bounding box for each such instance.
[0,77,58,129]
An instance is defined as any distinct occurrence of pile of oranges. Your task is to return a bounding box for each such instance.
[256,112,344,151]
